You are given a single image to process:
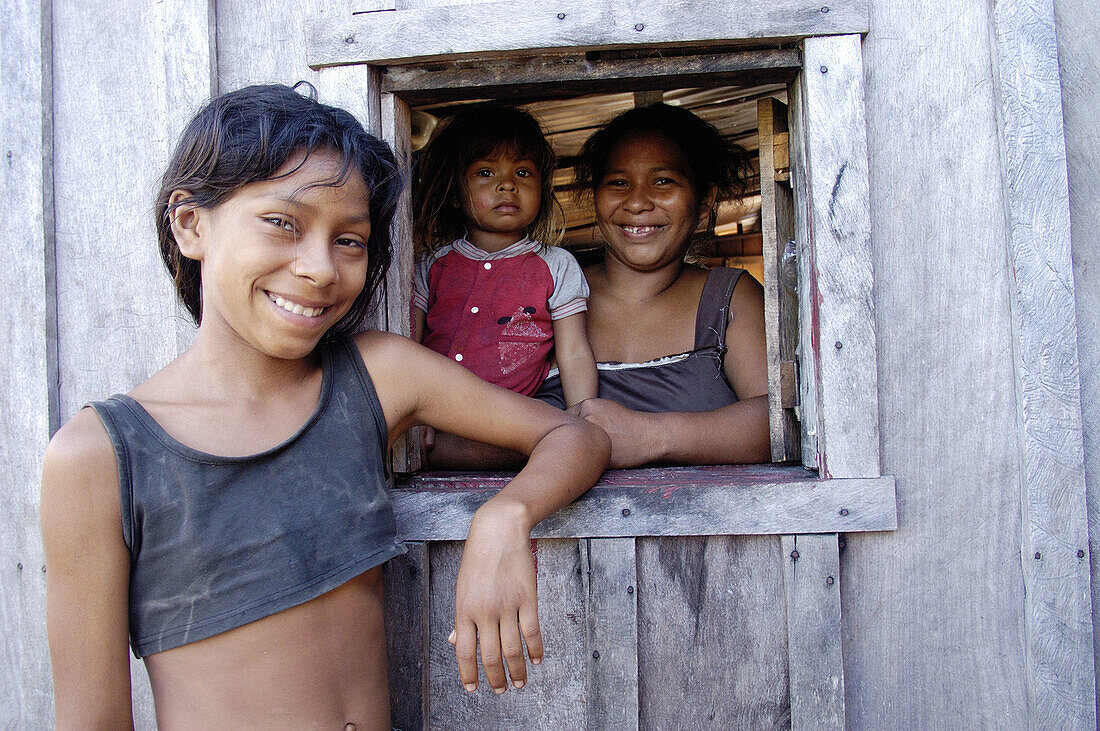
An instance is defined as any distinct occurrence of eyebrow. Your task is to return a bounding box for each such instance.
[269,195,372,223]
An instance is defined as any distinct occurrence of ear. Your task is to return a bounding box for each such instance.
[168,190,207,261]
[698,184,719,223]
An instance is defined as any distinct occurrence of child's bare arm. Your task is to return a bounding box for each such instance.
[551,312,597,407]
[412,307,426,342]
[357,331,610,693]
[41,409,135,728]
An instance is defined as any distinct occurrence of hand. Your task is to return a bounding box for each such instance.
[568,398,658,469]
[450,499,543,693]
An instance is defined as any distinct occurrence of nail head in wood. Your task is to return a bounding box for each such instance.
[790,549,800,561]
[627,585,634,595]
[820,6,830,12]
[557,13,566,19]
[621,508,631,517]
[839,508,849,516]
[834,340,843,350]
[634,23,644,31]
[826,575,835,585]
[820,65,828,73]
[1035,552,1042,560]
[1078,549,1086,558]
[592,650,600,659]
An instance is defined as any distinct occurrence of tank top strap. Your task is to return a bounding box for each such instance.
[693,267,745,350]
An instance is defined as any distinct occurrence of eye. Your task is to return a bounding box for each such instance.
[654,177,676,186]
[335,237,367,250]
[516,168,533,178]
[475,168,494,178]
[264,216,296,232]
[601,178,628,188]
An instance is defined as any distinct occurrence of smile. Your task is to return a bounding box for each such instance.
[266,292,327,318]
[620,224,666,235]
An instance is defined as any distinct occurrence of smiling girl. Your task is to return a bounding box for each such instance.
[412,104,597,407]
[40,84,609,728]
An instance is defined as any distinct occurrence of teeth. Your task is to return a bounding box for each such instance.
[268,292,324,318]
[623,225,660,234]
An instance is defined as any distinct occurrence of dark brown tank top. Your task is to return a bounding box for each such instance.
[536,267,744,413]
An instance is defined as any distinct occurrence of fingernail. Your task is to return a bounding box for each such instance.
[494,686,506,695]
[532,657,542,665]
[448,630,456,644]
[514,680,526,689]
[464,683,477,692]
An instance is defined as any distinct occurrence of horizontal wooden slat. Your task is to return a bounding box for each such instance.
[393,464,896,540]
[307,0,870,68]
[382,49,801,104]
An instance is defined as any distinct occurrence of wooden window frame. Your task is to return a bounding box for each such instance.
[306,3,893,727]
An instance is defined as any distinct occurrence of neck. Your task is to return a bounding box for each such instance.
[599,255,687,304]
[466,230,526,253]
[181,325,318,402]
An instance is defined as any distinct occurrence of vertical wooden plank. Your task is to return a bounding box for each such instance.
[426,540,587,728]
[782,534,844,730]
[1,0,54,724]
[384,543,430,730]
[1050,0,1100,721]
[799,34,880,479]
[581,538,639,729]
[990,0,1096,726]
[787,73,819,471]
[637,536,789,729]
[758,96,801,463]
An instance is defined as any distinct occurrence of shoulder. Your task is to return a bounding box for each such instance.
[44,407,117,479]
[351,330,435,376]
[727,268,764,313]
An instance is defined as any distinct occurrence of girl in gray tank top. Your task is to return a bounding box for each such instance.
[41,84,609,728]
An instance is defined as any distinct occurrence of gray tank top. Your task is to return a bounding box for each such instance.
[89,336,404,657]
[536,267,744,412]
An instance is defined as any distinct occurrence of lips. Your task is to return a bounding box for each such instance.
[618,224,667,237]
[266,291,328,318]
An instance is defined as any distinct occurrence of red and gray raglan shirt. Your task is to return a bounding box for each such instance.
[413,237,588,396]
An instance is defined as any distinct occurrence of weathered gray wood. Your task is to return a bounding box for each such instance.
[2,0,54,725]
[306,0,870,67]
[1051,0,1100,720]
[395,466,897,540]
[382,49,801,104]
[427,540,587,728]
[798,35,879,479]
[758,97,801,463]
[637,535,789,728]
[581,538,639,729]
[782,534,844,729]
[384,543,429,730]
[990,1,1096,726]
[787,74,818,471]
[843,2,1032,726]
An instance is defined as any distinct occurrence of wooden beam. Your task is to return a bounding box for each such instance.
[582,538,640,729]
[394,465,897,540]
[382,49,801,104]
[782,535,845,729]
[798,35,879,479]
[384,543,430,730]
[990,0,1096,726]
[307,0,870,68]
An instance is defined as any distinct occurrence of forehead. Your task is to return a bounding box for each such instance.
[605,131,690,172]
[241,149,372,212]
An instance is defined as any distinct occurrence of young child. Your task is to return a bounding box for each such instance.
[412,104,597,407]
[40,84,609,728]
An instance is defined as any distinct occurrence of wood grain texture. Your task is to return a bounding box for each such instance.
[1051,0,1100,719]
[843,2,1033,726]
[395,466,897,540]
[637,535,790,729]
[788,73,819,470]
[49,1,217,725]
[426,540,587,728]
[782,534,844,729]
[758,97,801,463]
[581,538,639,729]
[990,0,1095,725]
[798,35,880,480]
[1,0,54,724]
[382,48,801,104]
[306,0,870,67]
[384,543,429,730]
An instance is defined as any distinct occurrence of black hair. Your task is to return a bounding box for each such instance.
[574,103,752,204]
[413,103,560,252]
[155,82,403,339]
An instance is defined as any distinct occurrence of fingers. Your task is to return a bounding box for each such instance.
[499,617,527,690]
[519,600,543,667]
[453,620,479,692]
[476,622,508,694]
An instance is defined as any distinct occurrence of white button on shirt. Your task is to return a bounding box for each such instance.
[483,262,492,270]
[454,353,463,362]
[470,306,479,314]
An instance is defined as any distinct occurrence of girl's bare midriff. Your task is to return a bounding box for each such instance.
[144,568,389,730]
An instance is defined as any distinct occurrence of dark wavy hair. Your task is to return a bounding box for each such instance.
[574,103,752,206]
[155,83,403,339]
[413,103,561,252]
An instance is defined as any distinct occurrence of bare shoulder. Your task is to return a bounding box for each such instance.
[730,268,765,312]
[352,329,429,374]
[41,407,124,552]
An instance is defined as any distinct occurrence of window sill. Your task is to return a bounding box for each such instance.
[393,463,896,540]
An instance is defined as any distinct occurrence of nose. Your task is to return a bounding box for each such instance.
[622,186,654,214]
[497,175,517,191]
[291,234,338,286]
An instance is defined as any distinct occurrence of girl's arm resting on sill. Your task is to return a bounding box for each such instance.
[357,331,610,693]
[41,409,135,729]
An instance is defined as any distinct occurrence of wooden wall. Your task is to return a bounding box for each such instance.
[1054,0,1100,722]
[3,0,1097,727]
